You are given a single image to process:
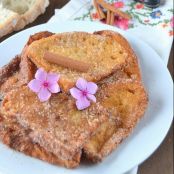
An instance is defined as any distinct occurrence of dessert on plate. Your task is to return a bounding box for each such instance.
[0,30,148,168]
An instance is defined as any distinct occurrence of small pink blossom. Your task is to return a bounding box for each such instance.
[70,78,98,110]
[135,3,144,9]
[170,16,174,28]
[28,68,60,102]
[91,12,99,20]
[115,17,130,30]
[113,1,124,8]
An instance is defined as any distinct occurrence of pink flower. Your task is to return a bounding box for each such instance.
[91,12,99,20]
[170,16,174,28]
[28,68,60,102]
[70,78,98,110]
[113,1,124,8]
[115,17,130,30]
[135,3,144,9]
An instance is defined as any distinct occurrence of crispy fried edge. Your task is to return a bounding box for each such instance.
[0,56,21,101]
[19,31,54,84]
[83,30,144,162]
[83,79,148,162]
[94,30,142,81]
[0,31,82,168]
[0,30,146,166]
[26,31,128,92]
[0,55,20,85]
[1,85,110,163]
[0,112,81,168]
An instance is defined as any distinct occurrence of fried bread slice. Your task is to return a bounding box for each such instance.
[19,31,54,84]
[0,32,83,168]
[0,112,81,168]
[0,56,20,98]
[1,86,110,163]
[83,80,148,162]
[0,72,19,95]
[0,55,20,85]
[26,31,129,91]
[94,30,141,81]
[0,62,80,168]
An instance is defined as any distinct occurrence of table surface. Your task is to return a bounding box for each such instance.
[0,1,173,174]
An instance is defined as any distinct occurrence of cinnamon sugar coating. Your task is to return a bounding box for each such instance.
[0,30,148,168]
[26,32,129,92]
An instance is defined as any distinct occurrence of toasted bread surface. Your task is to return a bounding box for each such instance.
[94,30,141,81]
[19,31,54,84]
[0,56,21,97]
[0,112,81,168]
[0,62,80,168]
[26,32,129,91]
[0,55,20,84]
[0,30,148,168]
[84,80,148,162]
[1,86,109,161]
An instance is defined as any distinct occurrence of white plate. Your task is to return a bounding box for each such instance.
[0,21,173,174]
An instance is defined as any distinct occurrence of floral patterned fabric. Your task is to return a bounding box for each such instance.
[74,0,173,36]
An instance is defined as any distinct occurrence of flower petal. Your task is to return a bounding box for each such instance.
[47,73,60,83]
[86,82,98,94]
[28,79,41,93]
[114,2,124,8]
[70,87,82,100]
[48,83,60,93]
[87,94,96,103]
[38,87,51,102]
[76,97,90,110]
[76,78,87,90]
[115,18,129,30]
[35,68,47,81]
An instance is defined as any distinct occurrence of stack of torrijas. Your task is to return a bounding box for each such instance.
[0,30,148,168]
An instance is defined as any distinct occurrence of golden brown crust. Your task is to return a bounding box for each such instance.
[0,56,21,99]
[0,72,19,95]
[94,30,141,81]
[26,31,129,92]
[0,31,83,168]
[1,86,109,163]
[19,31,54,84]
[19,57,36,85]
[26,31,54,46]
[0,112,81,168]
[0,30,148,168]
[83,80,148,162]
[0,55,20,85]
[0,58,81,168]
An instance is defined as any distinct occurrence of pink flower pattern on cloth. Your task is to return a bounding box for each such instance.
[115,17,130,30]
[70,78,98,110]
[87,0,173,35]
[28,68,60,102]
[113,1,124,8]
